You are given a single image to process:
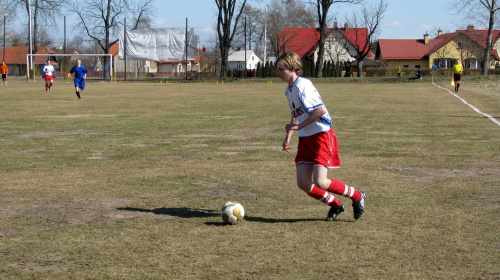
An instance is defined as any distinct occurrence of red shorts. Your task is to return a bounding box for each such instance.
[45,75,54,82]
[295,128,341,168]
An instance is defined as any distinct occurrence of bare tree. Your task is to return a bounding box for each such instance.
[215,0,247,78]
[5,0,65,49]
[347,0,387,77]
[0,2,16,47]
[309,0,362,78]
[267,0,316,58]
[230,5,264,53]
[68,0,154,77]
[451,0,499,75]
[127,0,156,29]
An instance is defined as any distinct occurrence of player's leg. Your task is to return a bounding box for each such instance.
[296,163,343,220]
[326,178,365,220]
[311,166,345,221]
[309,128,365,220]
[79,80,86,96]
[80,79,85,92]
[74,79,81,100]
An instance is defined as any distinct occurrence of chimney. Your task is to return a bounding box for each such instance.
[437,29,442,37]
[334,21,338,29]
[467,25,474,31]
[344,22,349,32]
[424,32,429,44]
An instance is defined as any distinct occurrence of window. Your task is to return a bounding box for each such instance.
[415,65,421,69]
[457,42,463,49]
[403,65,409,68]
[465,58,480,69]
[434,58,451,69]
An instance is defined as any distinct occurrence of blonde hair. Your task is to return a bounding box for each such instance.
[278,51,302,76]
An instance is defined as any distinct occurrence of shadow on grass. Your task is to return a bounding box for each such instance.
[117,207,219,218]
[118,207,352,225]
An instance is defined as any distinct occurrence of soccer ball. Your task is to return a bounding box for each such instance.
[221,201,245,225]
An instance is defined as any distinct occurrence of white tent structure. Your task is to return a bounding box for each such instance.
[119,28,195,61]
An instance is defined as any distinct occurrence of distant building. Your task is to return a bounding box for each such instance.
[227,50,262,70]
[0,46,55,76]
[377,26,500,70]
[279,23,374,61]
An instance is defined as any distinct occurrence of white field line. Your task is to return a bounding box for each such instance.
[432,82,500,128]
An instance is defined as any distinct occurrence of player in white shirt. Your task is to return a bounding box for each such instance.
[43,60,55,91]
[277,51,366,221]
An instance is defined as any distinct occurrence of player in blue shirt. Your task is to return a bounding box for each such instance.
[67,59,88,100]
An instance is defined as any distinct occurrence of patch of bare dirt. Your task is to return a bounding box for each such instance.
[6,258,80,274]
[22,196,180,227]
[192,180,234,188]
[462,194,500,211]
[20,130,104,138]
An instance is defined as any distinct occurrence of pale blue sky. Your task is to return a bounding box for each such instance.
[12,0,475,48]
[152,0,470,45]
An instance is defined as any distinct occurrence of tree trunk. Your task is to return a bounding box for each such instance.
[314,0,330,78]
[481,0,496,75]
[357,60,363,77]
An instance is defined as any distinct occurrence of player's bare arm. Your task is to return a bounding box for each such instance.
[283,116,298,153]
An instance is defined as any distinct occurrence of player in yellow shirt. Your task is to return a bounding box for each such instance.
[452,59,463,92]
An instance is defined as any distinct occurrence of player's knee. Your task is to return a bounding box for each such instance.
[313,178,330,190]
[296,178,312,192]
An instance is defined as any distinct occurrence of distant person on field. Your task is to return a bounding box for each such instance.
[1,61,8,85]
[397,66,402,77]
[452,59,463,92]
[344,61,351,77]
[43,60,55,91]
[277,51,366,222]
[67,59,88,100]
[416,69,422,79]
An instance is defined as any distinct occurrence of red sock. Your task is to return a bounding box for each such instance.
[307,185,342,207]
[327,178,361,202]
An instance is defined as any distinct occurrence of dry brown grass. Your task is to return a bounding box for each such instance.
[0,77,499,279]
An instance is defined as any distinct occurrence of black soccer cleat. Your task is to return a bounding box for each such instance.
[325,204,344,221]
[352,191,366,220]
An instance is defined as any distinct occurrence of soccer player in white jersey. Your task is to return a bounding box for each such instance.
[277,51,366,221]
[43,60,55,91]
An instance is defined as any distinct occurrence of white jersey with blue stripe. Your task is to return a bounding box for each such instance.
[285,77,332,137]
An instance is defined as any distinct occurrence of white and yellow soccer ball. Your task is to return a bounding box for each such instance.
[221,201,245,225]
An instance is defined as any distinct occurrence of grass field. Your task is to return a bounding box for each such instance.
[0,76,499,279]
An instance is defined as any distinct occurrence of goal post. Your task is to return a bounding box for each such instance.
[26,53,114,83]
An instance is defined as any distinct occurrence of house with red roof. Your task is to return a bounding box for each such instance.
[0,46,56,76]
[377,25,500,72]
[278,22,374,70]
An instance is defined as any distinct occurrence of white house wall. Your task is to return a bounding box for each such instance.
[227,51,262,70]
[494,38,500,65]
[314,31,357,63]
